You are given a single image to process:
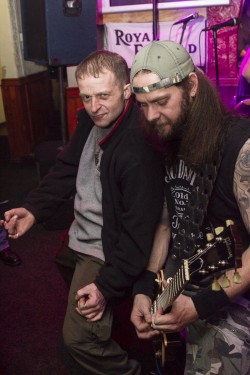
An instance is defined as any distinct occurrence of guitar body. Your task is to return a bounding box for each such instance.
[152,331,184,375]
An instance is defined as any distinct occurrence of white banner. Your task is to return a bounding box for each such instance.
[104,20,207,68]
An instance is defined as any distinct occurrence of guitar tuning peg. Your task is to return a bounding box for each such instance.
[212,277,221,291]
[220,273,231,288]
[215,226,224,235]
[233,270,242,284]
[206,233,214,241]
[226,219,234,226]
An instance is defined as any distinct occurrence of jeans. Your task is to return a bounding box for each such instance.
[0,227,9,252]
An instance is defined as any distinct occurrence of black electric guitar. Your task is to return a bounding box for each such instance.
[151,220,242,375]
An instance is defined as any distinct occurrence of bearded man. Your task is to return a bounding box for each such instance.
[130,40,250,375]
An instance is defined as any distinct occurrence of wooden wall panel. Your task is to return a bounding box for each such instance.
[1,71,53,161]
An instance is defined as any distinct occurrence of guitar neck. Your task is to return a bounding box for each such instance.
[151,260,190,313]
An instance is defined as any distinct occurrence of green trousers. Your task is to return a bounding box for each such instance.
[62,251,141,375]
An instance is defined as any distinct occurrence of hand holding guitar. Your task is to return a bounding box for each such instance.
[151,293,198,332]
[131,294,161,339]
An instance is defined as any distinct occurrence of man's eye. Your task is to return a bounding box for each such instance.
[158,99,168,106]
[81,95,91,102]
[100,94,109,99]
[137,102,147,108]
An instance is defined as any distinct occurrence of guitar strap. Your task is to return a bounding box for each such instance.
[165,147,224,277]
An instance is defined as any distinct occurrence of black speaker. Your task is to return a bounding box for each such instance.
[20,0,97,66]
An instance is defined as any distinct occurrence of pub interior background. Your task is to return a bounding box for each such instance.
[0,0,248,374]
[0,0,246,161]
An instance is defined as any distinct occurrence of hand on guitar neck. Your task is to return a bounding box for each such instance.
[131,294,161,340]
[131,292,198,340]
[151,293,198,332]
[131,287,198,339]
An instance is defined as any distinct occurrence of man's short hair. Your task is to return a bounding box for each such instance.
[76,50,129,85]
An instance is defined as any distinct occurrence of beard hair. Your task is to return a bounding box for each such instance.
[144,89,192,165]
[149,89,191,141]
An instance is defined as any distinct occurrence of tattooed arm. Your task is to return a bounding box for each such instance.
[233,137,250,233]
[218,137,250,300]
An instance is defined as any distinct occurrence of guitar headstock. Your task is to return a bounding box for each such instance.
[189,220,240,280]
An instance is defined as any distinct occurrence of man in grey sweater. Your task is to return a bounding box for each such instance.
[2,50,164,374]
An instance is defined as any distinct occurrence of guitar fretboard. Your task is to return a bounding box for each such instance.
[151,260,190,314]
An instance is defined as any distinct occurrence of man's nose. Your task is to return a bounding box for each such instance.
[91,98,101,112]
[146,105,160,122]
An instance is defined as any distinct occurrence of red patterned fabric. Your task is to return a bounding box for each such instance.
[207,0,243,82]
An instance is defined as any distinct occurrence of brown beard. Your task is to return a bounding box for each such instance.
[154,90,190,141]
[144,89,191,165]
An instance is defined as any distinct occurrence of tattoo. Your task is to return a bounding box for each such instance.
[233,138,250,233]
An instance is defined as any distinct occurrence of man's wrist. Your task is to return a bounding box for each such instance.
[132,270,157,300]
[191,286,231,320]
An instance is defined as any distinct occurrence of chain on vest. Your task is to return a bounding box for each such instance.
[172,148,224,259]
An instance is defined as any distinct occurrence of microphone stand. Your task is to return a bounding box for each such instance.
[212,29,220,87]
[152,0,159,41]
[179,21,188,45]
[58,65,68,144]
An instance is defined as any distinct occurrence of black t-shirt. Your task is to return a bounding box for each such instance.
[164,119,250,284]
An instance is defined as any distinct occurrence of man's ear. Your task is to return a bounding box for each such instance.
[123,83,131,100]
[188,72,198,98]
